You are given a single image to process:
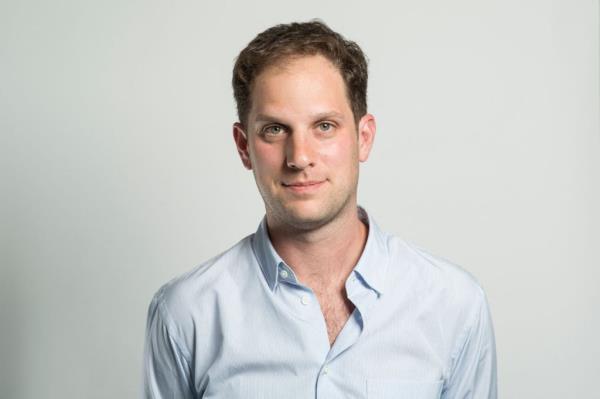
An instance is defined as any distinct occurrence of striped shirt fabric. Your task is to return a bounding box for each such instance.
[142,206,497,398]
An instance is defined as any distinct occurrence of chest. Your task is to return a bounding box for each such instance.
[201,284,447,398]
[315,291,355,346]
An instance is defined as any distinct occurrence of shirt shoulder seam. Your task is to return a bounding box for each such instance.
[154,288,195,364]
[445,285,485,384]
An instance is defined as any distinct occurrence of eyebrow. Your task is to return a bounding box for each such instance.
[254,111,345,124]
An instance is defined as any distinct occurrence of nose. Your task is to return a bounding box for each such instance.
[285,133,315,170]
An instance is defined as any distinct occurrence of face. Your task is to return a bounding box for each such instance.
[233,54,376,231]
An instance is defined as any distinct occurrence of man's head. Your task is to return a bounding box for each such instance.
[232,20,368,128]
[232,21,376,231]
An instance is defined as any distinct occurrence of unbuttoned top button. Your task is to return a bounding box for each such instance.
[279,269,289,279]
[323,366,329,375]
[300,295,309,305]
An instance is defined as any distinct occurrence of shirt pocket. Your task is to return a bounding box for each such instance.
[366,379,443,399]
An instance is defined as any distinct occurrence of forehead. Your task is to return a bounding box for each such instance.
[248,55,352,121]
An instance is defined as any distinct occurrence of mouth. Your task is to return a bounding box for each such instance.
[281,180,326,194]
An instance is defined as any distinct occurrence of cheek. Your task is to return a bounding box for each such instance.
[251,142,283,176]
[321,138,358,168]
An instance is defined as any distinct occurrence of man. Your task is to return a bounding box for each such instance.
[142,20,497,398]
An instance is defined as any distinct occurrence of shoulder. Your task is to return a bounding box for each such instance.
[387,237,487,320]
[147,234,256,337]
[386,237,492,369]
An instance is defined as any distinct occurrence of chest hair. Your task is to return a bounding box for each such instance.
[316,290,355,346]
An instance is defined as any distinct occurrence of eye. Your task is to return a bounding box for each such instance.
[263,125,285,136]
[317,122,334,132]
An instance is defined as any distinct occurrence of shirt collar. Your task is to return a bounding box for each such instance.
[251,216,286,291]
[251,206,390,295]
[353,206,389,296]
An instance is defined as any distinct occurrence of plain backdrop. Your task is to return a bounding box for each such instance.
[1,0,598,398]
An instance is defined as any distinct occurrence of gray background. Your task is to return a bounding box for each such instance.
[1,0,598,398]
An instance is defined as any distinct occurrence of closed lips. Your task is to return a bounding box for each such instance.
[282,181,323,186]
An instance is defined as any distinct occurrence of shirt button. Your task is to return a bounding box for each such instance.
[279,269,289,279]
[300,295,309,305]
[323,366,329,375]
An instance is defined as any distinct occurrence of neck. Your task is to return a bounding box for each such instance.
[266,205,368,292]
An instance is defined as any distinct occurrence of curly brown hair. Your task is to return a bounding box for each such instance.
[232,20,369,128]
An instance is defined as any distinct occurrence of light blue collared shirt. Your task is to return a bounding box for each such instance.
[142,207,497,398]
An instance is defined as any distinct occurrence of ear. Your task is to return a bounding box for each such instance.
[233,122,252,170]
[357,113,376,162]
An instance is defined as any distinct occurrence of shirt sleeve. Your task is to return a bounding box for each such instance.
[443,289,498,399]
[141,292,196,399]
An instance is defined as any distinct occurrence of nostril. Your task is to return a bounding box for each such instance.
[286,159,305,169]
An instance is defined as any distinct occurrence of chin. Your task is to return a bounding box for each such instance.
[276,201,340,231]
